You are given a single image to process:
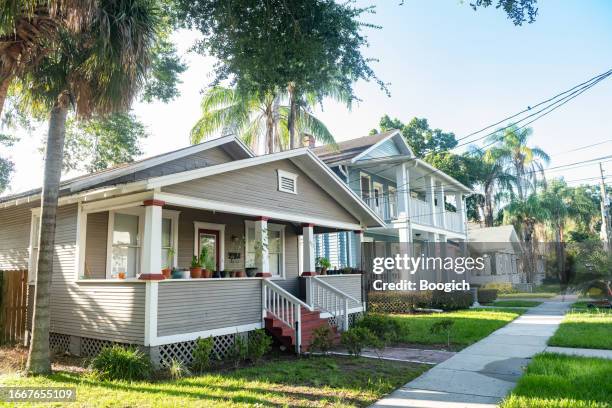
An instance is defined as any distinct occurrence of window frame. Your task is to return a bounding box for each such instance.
[359,172,372,201]
[277,169,298,194]
[244,220,286,279]
[28,208,41,285]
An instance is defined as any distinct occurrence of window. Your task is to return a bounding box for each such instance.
[110,212,141,279]
[245,221,285,277]
[28,211,40,284]
[162,218,173,269]
[388,186,397,218]
[277,169,298,194]
[360,173,371,201]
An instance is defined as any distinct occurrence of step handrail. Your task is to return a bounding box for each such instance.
[307,276,357,331]
[313,276,361,304]
[262,279,313,353]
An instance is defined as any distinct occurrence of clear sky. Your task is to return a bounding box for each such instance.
[2,0,612,196]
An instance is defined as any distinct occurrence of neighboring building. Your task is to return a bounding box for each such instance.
[0,136,385,365]
[467,224,525,285]
[314,130,472,282]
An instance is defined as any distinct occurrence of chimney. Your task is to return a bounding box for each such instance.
[303,134,315,148]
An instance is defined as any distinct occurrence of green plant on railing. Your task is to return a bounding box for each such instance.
[164,247,175,269]
[199,246,215,271]
[191,255,201,268]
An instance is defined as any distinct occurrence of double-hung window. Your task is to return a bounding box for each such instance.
[245,221,285,278]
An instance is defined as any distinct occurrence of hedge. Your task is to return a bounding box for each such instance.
[368,290,473,313]
[477,288,498,304]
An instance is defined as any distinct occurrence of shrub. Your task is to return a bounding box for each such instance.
[356,314,402,344]
[341,327,377,357]
[91,345,151,381]
[482,282,515,294]
[429,319,455,348]
[168,358,191,380]
[368,290,472,313]
[430,290,473,310]
[229,334,248,368]
[191,336,215,373]
[477,288,499,304]
[247,329,272,362]
[310,325,335,354]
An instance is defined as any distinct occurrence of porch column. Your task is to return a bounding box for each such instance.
[301,223,316,276]
[455,193,466,234]
[140,200,165,280]
[254,217,270,275]
[425,175,436,226]
[436,182,446,230]
[353,230,363,271]
[395,163,412,244]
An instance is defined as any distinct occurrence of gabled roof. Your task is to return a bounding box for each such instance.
[468,225,523,254]
[313,130,409,166]
[0,136,253,205]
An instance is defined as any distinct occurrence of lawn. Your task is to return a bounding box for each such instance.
[500,353,612,408]
[547,303,612,350]
[382,308,524,350]
[0,355,428,407]
[491,300,542,307]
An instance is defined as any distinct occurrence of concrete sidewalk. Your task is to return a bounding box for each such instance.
[370,301,572,408]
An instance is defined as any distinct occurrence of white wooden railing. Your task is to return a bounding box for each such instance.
[410,198,432,225]
[262,279,313,353]
[306,276,360,331]
[447,211,463,233]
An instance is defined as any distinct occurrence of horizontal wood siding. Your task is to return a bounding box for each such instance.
[157,279,262,337]
[162,159,359,224]
[316,275,362,308]
[84,211,108,279]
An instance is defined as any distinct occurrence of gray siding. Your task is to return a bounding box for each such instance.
[170,207,301,296]
[0,202,36,270]
[162,159,359,225]
[157,279,262,337]
[84,211,108,279]
[315,275,362,308]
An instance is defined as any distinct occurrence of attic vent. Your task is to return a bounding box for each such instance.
[277,169,298,194]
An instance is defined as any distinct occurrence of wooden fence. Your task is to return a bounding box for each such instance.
[0,270,28,344]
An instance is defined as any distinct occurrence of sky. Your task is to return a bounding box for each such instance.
[2,0,612,196]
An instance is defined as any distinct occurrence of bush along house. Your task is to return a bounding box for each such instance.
[0,135,384,367]
[313,131,473,284]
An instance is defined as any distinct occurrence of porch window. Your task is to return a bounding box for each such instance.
[28,211,40,284]
[245,221,285,277]
[110,213,140,279]
[161,218,173,269]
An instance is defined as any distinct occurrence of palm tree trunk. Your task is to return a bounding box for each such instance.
[26,91,70,375]
[265,104,274,154]
[0,76,11,118]
[287,82,298,149]
[484,187,494,227]
[515,164,525,201]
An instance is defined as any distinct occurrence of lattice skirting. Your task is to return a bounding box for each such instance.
[327,312,363,330]
[156,331,251,368]
[49,333,71,354]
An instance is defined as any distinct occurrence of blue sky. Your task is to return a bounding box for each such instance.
[4,0,612,195]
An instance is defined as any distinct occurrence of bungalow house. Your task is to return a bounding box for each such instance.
[313,131,472,283]
[0,135,385,366]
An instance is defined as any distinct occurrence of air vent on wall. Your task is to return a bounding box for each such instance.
[277,169,298,194]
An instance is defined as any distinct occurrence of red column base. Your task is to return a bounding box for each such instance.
[255,272,272,278]
[301,271,318,276]
[138,273,166,281]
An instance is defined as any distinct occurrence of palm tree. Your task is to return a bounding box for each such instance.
[14,0,161,375]
[191,86,338,154]
[486,126,550,200]
[504,194,549,283]
[0,0,94,117]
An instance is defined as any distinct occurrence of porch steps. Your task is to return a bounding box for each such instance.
[264,307,340,352]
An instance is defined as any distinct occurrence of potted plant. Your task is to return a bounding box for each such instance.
[235,270,246,278]
[317,257,331,275]
[190,255,202,278]
[162,248,175,278]
[342,266,353,275]
[199,246,215,278]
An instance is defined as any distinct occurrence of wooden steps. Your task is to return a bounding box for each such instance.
[264,307,340,352]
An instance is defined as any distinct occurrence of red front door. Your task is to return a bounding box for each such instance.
[198,229,220,271]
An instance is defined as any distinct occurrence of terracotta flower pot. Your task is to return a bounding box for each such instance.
[202,269,212,278]
[190,267,202,279]
[118,272,126,279]
[162,268,171,279]
[235,270,245,278]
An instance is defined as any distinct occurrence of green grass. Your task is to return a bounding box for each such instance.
[499,292,557,299]
[547,303,612,350]
[0,356,428,407]
[383,308,524,350]
[491,300,542,307]
[500,353,612,408]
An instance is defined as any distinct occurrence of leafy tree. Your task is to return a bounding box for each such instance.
[177,0,385,149]
[486,126,549,201]
[191,86,336,154]
[0,133,16,193]
[377,116,458,157]
[11,0,173,375]
[468,0,538,26]
[62,113,147,173]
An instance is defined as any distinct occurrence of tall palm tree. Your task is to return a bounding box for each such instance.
[14,0,161,375]
[486,126,550,200]
[191,86,338,154]
[0,0,94,117]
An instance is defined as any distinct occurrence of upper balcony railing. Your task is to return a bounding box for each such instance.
[363,195,465,234]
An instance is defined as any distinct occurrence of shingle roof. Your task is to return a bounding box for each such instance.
[313,130,398,165]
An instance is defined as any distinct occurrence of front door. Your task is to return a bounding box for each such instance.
[198,229,220,271]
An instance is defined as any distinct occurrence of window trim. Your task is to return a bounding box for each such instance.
[244,220,286,279]
[277,169,298,194]
[193,221,225,271]
[359,172,372,200]
[28,208,41,284]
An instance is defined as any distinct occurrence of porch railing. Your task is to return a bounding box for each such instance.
[262,279,313,353]
[306,276,360,331]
